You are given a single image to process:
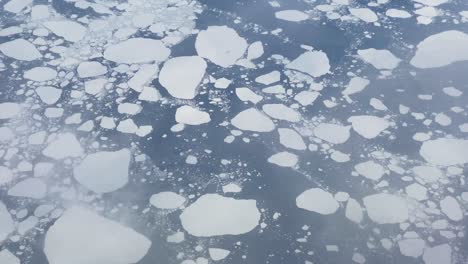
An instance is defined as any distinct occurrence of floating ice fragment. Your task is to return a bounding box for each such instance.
[345,198,363,223]
[275,10,309,22]
[278,128,306,150]
[268,151,298,167]
[0,249,19,264]
[363,194,409,224]
[296,188,339,215]
[159,56,206,99]
[385,9,412,18]
[231,108,275,132]
[150,192,186,209]
[0,103,20,119]
[354,161,385,181]
[128,64,158,92]
[0,202,14,242]
[36,86,62,105]
[179,194,260,237]
[104,38,170,64]
[73,149,131,193]
[44,206,151,264]
[286,51,330,77]
[175,105,211,125]
[4,0,32,13]
[357,48,400,70]
[349,8,378,23]
[42,133,83,160]
[440,196,463,221]
[24,67,57,81]
[77,61,107,78]
[314,123,350,144]
[422,244,451,264]
[348,115,389,139]
[44,21,87,42]
[262,104,301,122]
[195,26,247,67]
[8,178,46,199]
[410,31,468,69]
[235,87,263,104]
[255,71,280,85]
[209,248,230,261]
[419,138,468,166]
[398,238,425,258]
[0,39,41,61]
[342,77,369,95]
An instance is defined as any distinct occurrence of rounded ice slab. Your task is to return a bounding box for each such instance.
[175,105,211,125]
[0,39,41,61]
[179,194,260,237]
[43,20,87,42]
[296,188,339,215]
[357,48,400,70]
[195,26,247,67]
[159,56,207,99]
[104,38,170,64]
[410,30,468,69]
[44,206,151,264]
[150,192,186,209]
[73,149,131,193]
[419,138,468,166]
[231,108,275,132]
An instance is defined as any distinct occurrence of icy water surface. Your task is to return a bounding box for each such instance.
[1,0,468,263]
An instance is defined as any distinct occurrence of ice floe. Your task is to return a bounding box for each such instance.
[348,115,389,139]
[419,138,468,166]
[231,108,275,132]
[268,151,299,167]
[357,48,400,70]
[43,21,87,42]
[275,10,309,22]
[286,51,330,77]
[175,105,211,125]
[313,123,350,144]
[42,133,83,160]
[150,192,186,209]
[179,194,260,237]
[262,104,301,122]
[103,38,170,64]
[24,67,57,81]
[296,188,339,215]
[0,39,41,61]
[363,194,409,224]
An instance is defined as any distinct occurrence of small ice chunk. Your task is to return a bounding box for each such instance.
[195,26,247,67]
[179,194,260,237]
[231,108,275,132]
[419,138,468,166]
[268,151,298,167]
[286,51,330,77]
[150,192,186,209]
[314,123,350,144]
[357,48,400,70]
[363,193,409,224]
[262,104,301,122]
[104,38,170,64]
[349,8,378,23]
[214,78,232,89]
[36,86,62,105]
[31,5,49,20]
[175,105,210,125]
[354,161,385,181]
[44,206,151,264]
[159,56,206,99]
[8,178,46,199]
[278,128,306,150]
[116,119,138,134]
[73,149,131,193]
[330,150,350,163]
[43,21,87,42]
[0,39,41,61]
[348,115,389,139]
[405,183,428,201]
[128,64,158,92]
[296,188,339,215]
[255,71,280,85]
[0,103,20,119]
[247,41,264,60]
[275,10,309,22]
[0,202,14,242]
[434,113,451,126]
[167,232,184,243]
[440,196,463,221]
[209,248,230,261]
[138,86,160,102]
[410,31,468,69]
[34,162,54,178]
[222,183,242,193]
[342,77,370,95]
[118,103,142,115]
[442,87,462,97]
[77,61,107,78]
[413,0,449,6]
[42,133,83,160]
[412,166,442,183]
[0,128,14,143]
[84,78,107,95]
[422,244,451,264]
[24,67,57,81]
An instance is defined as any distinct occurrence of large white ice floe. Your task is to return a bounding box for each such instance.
[103,38,170,64]
[296,188,339,215]
[175,105,211,125]
[0,39,41,61]
[349,8,378,23]
[410,30,468,69]
[231,108,275,132]
[73,149,131,193]
[278,128,307,150]
[179,194,260,237]
[286,51,330,77]
[357,48,400,70]
[195,26,247,67]
[419,138,468,166]
[363,194,409,224]
[159,56,207,99]
[42,133,83,160]
[262,104,301,122]
[24,67,57,81]
[43,21,87,42]
[44,206,151,264]
[268,151,299,167]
